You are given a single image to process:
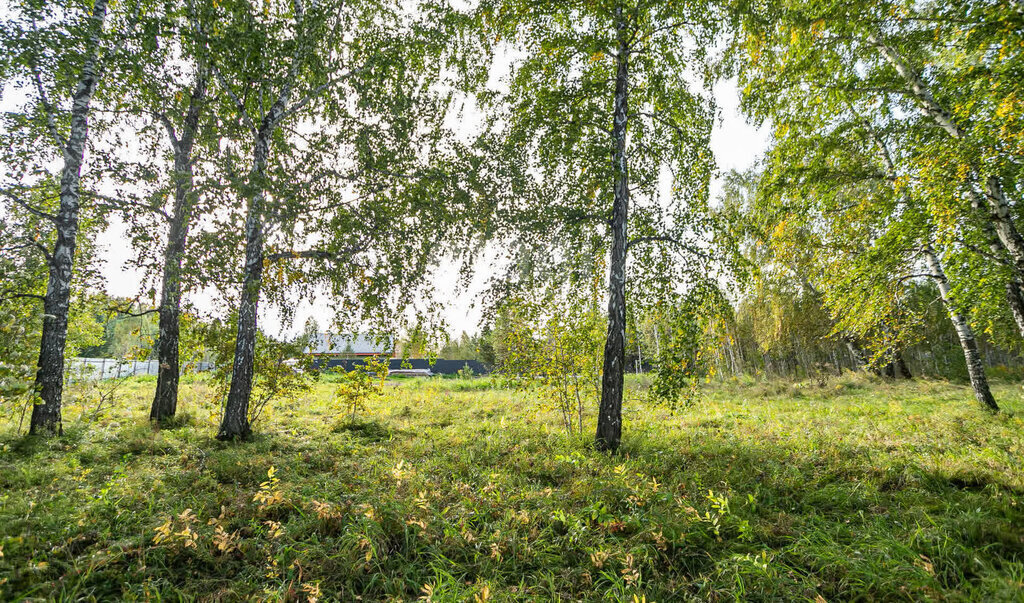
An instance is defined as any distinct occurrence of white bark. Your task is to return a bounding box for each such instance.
[866,33,962,139]
[866,31,1024,283]
[152,65,209,422]
[30,0,110,436]
[922,244,998,411]
[218,0,309,439]
[596,7,630,452]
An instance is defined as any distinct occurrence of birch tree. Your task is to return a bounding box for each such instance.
[0,0,145,435]
[718,169,901,376]
[0,185,105,408]
[484,0,721,451]
[748,97,1001,409]
[209,0,490,440]
[105,1,216,423]
[730,0,1024,341]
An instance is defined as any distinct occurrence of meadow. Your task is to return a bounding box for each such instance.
[1,374,1023,601]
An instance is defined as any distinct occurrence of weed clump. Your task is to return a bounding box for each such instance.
[331,417,395,442]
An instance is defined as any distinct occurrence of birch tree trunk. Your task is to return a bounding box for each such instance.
[1005,280,1024,337]
[843,337,870,370]
[979,216,1024,337]
[922,245,999,411]
[981,176,1024,279]
[595,11,630,452]
[215,0,308,440]
[882,351,912,379]
[894,353,912,379]
[217,132,270,440]
[30,0,109,436]
[217,97,292,439]
[150,69,208,423]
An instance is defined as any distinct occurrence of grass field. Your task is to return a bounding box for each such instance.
[1,373,1023,601]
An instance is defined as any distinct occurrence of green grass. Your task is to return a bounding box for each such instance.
[1,373,1023,601]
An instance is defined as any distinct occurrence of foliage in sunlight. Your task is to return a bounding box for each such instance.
[331,355,389,423]
[496,296,604,435]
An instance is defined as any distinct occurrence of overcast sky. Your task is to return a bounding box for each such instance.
[90,77,770,338]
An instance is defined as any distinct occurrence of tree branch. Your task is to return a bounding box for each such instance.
[864,31,962,139]
[635,110,685,138]
[157,112,180,149]
[212,64,256,133]
[27,48,67,150]
[1,189,58,222]
[111,307,160,318]
[105,297,160,318]
[626,235,716,261]
[265,245,366,263]
[33,241,54,264]
[0,292,46,303]
[896,272,937,284]
[0,242,36,254]
[280,62,372,122]
[82,191,171,222]
[629,19,696,52]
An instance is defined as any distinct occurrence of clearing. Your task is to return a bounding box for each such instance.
[1,375,1023,601]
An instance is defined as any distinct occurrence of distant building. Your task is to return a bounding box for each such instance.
[305,333,392,359]
[322,357,491,376]
[305,333,491,376]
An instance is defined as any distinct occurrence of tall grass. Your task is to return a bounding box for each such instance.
[1,373,1022,600]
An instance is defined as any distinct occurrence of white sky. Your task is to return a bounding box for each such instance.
[93,77,769,338]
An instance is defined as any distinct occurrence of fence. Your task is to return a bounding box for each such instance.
[68,358,214,382]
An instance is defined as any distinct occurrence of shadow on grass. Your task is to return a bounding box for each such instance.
[331,417,397,442]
